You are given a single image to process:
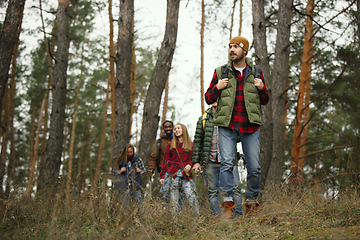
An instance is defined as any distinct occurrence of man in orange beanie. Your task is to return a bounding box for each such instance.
[204,36,269,218]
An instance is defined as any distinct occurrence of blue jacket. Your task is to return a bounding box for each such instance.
[115,154,145,191]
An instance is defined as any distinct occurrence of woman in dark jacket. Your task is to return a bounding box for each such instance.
[114,143,146,205]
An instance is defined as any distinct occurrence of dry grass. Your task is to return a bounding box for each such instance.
[1,183,360,239]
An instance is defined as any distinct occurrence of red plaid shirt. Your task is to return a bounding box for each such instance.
[160,141,193,181]
[205,64,269,133]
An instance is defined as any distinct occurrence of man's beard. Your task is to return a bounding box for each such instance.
[230,51,245,63]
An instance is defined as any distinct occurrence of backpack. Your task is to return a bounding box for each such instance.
[220,63,261,79]
[156,138,162,161]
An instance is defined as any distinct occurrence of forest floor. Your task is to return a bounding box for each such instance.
[1,184,360,239]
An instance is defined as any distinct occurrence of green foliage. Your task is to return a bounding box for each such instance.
[283,0,360,194]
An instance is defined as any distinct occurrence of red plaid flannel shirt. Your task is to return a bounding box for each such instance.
[160,141,193,181]
[205,64,269,133]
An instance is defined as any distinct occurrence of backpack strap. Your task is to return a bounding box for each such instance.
[156,138,162,162]
[202,112,208,131]
[254,65,263,113]
[221,64,228,79]
[254,65,261,79]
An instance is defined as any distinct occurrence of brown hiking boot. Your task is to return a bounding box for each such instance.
[221,201,236,221]
[245,202,260,216]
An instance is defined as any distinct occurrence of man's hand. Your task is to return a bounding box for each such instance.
[193,163,202,174]
[254,78,264,90]
[148,169,154,177]
[159,179,164,185]
[184,164,192,176]
[216,78,229,90]
[136,167,141,173]
[120,167,126,173]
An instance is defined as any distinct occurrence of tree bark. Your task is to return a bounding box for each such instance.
[130,14,136,133]
[102,0,116,188]
[138,0,180,168]
[230,0,237,40]
[266,0,293,188]
[294,0,315,185]
[238,0,243,35]
[0,84,10,198]
[162,77,169,123]
[252,0,272,191]
[113,0,134,159]
[25,106,36,197]
[39,20,57,183]
[37,0,70,195]
[66,76,81,202]
[0,0,25,121]
[93,81,110,190]
[79,118,90,192]
[2,8,23,198]
[200,0,205,115]
[356,0,360,41]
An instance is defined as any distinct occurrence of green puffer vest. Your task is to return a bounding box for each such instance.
[192,107,240,166]
[192,107,214,166]
[212,57,262,127]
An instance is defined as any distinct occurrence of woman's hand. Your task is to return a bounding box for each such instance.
[184,164,192,176]
[120,167,126,173]
[193,163,202,174]
[136,167,141,173]
[160,179,164,185]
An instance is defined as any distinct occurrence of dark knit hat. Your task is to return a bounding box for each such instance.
[162,120,173,128]
[229,36,249,52]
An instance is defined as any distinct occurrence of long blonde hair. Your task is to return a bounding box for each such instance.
[114,143,134,171]
[170,123,192,152]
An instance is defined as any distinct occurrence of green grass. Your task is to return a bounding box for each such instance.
[1,184,360,239]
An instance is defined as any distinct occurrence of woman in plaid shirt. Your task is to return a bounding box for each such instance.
[160,123,199,214]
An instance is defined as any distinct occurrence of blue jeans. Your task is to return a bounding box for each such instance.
[219,127,261,203]
[121,187,142,206]
[160,173,185,206]
[204,162,243,216]
[169,170,199,214]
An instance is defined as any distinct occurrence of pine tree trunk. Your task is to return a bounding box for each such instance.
[77,117,89,192]
[130,15,136,132]
[238,0,243,35]
[138,0,180,167]
[297,0,314,185]
[3,10,23,198]
[102,0,116,189]
[26,106,37,197]
[38,21,57,182]
[162,77,169,123]
[66,77,82,202]
[357,0,360,41]
[5,82,15,198]
[37,0,70,195]
[230,0,237,40]
[252,0,272,191]
[266,0,293,187]
[93,82,110,190]
[0,85,9,198]
[113,0,134,159]
[200,0,205,115]
[0,0,25,119]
